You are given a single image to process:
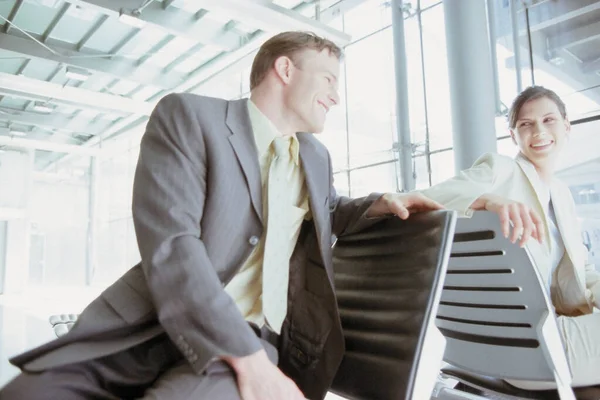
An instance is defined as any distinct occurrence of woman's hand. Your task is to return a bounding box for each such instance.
[471,194,544,247]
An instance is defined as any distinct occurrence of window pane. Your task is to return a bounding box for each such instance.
[349,161,398,197]
[333,171,350,197]
[94,142,140,286]
[404,14,428,152]
[497,137,519,158]
[421,4,453,151]
[345,28,396,168]
[491,2,600,120]
[315,63,348,172]
[430,150,455,186]
[343,0,391,40]
[413,155,430,190]
[30,153,91,286]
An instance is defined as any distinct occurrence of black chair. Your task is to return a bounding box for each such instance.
[330,210,457,400]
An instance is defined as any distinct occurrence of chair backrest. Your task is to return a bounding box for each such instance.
[330,210,457,400]
[436,211,573,393]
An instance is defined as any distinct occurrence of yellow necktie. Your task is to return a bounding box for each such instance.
[262,137,294,334]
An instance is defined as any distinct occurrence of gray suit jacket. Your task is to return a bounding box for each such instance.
[10,94,381,399]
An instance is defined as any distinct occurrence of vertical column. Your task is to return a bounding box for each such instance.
[391,0,415,192]
[443,0,498,173]
[86,156,99,286]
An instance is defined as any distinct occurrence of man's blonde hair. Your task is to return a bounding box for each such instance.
[249,31,343,90]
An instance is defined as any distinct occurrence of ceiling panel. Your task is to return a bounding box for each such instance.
[0,54,24,74]
[131,85,163,101]
[50,11,97,43]
[82,18,137,53]
[12,2,63,35]
[0,97,29,109]
[0,0,358,160]
[116,25,169,61]
[19,58,61,80]
[569,38,600,63]
[174,44,222,73]
[144,35,196,68]
[0,1,16,23]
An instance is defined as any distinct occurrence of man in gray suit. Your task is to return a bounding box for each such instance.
[0,31,442,400]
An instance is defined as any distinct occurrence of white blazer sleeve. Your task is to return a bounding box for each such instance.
[419,153,508,217]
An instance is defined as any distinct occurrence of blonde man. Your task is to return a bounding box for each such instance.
[1,31,441,400]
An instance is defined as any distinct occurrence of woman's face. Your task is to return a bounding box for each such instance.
[510,96,570,170]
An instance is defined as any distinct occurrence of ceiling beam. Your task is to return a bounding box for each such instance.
[0,31,186,89]
[174,0,361,95]
[495,0,600,38]
[547,20,600,53]
[191,0,351,45]
[41,2,71,43]
[581,57,600,74]
[2,0,24,35]
[0,72,154,115]
[502,31,600,106]
[66,0,248,51]
[0,131,101,155]
[0,108,113,134]
[45,0,364,169]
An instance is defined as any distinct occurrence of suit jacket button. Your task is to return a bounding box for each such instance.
[248,236,259,246]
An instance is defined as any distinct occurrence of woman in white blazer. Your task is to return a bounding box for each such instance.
[421,86,600,388]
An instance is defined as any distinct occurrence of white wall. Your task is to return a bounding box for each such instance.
[0,150,33,292]
[0,150,30,209]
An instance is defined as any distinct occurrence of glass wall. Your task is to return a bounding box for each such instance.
[13,0,600,288]
[29,152,91,286]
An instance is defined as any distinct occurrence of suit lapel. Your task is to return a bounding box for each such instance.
[549,182,577,270]
[298,133,329,248]
[515,155,552,251]
[226,98,263,222]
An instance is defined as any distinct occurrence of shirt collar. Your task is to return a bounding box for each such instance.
[247,99,300,165]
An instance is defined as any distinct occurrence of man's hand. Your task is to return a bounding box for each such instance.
[223,349,306,400]
[471,193,544,247]
[366,192,444,219]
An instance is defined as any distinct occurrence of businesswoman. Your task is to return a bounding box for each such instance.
[421,86,600,388]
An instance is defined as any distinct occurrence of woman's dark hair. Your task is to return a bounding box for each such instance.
[507,86,567,129]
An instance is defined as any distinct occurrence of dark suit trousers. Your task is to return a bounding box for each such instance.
[0,330,279,400]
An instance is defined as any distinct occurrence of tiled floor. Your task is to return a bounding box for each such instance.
[0,285,347,399]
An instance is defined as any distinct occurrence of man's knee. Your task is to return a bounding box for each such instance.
[0,372,82,400]
[1,373,48,400]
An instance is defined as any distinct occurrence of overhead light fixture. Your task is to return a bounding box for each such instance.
[65,66,91,81]
[33,101,56,113]
[119,9,146,29]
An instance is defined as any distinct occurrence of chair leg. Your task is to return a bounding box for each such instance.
[553,371,576,400]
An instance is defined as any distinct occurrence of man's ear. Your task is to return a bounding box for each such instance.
[273,56,293,85]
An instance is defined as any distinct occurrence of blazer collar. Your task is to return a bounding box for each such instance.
[515,153,576,260]
[515,154,552,250]
[226,99,330,233]
[226,98,263,222]
[298,133,329,240]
